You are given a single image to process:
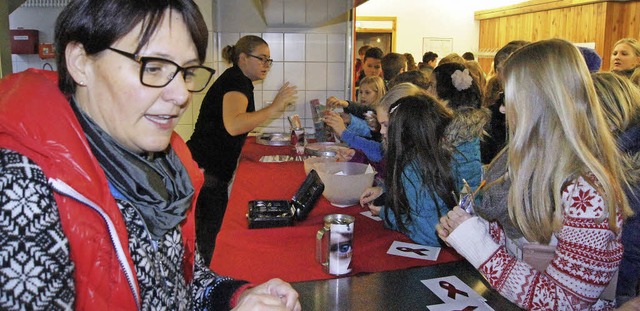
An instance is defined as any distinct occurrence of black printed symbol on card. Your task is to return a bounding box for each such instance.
[455,306,478,311]
[396,246,430,256]
[439,281,469,299]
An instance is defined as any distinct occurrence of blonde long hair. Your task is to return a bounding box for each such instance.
[592,72,640,134]
[359,75,386,105]
[503,39,630,243]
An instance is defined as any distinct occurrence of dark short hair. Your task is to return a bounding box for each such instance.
[493,40,529,73]
[462,52,475,61]
[422,51,438,63]
[55,0,208,95]
[364,47,384,62]
[388,70,429,90]
[381,53,407,81]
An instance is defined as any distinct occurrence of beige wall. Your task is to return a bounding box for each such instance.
[355,0,527,65]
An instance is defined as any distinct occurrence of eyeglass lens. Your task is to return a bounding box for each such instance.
[260,57,273,66]
[141,59,213,92]
[249,54,273,66]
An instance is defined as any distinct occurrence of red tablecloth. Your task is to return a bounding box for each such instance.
[210,137,463,284]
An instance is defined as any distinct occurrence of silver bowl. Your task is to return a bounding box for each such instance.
[304,142,348,157]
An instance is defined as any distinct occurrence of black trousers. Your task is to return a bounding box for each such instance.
[195,173,229,267]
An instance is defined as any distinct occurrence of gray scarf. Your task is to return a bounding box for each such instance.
[476,149,524,239]
[72,99,194,240]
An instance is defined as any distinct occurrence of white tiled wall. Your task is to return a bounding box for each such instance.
[177,31,350,140]
[11,54,57,73]
[7,2,351,142]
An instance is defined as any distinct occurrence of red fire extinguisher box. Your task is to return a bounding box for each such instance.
[10,29,39,54]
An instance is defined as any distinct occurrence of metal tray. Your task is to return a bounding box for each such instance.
[304,142,348,157]
[256,132,291,146]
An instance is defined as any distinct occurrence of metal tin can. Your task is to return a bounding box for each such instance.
[316,214,355,275]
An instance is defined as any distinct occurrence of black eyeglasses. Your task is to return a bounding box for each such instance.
[107,47,215,92]
[246,54,274,67]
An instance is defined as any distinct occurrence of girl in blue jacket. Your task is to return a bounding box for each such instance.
[361,94,459,246]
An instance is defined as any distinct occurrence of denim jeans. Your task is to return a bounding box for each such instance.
[617,215,640,307]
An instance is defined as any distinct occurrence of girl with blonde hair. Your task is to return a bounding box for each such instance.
[611,38,640,78]
[327,82,423,174]
[324,76,386,162]
[592,72,640,307]
[437,39,631,310]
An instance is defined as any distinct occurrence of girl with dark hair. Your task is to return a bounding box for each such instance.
[428,62,488,197]
[187,35,297,264]
[360,94,459,246]
[0,1,300,310]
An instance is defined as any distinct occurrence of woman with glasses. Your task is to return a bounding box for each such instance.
[187,35,297,264]
[0,1,300,310]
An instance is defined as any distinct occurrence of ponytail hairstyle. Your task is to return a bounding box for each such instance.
[221,35,268,65]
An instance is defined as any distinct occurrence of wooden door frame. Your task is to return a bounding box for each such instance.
[355,16,397,52]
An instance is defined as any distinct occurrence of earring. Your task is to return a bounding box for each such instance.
[78,81,86,86]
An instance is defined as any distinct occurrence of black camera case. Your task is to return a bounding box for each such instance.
[247,169,324,229]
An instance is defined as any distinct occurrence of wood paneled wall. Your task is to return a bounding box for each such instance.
[475,0,640,74]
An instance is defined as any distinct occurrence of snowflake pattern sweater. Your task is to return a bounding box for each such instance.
[447,175,622,310]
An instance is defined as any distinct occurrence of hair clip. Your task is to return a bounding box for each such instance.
[390,103,400,114]
[451,69,473,91]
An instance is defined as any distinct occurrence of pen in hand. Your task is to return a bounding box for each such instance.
[457,179,486,215]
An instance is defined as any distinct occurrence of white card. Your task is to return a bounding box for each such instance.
[427,299,494,311]
[360,211,382,221]
[386,241,440,261]
[421,276,486,303]
[259,155,292,162]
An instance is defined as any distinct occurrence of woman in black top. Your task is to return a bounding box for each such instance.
[188,35,297,264]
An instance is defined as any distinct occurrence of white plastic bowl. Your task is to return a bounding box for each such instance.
[303,156,338,175]
[314,162,376,207]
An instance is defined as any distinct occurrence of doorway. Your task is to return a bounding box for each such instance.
[352,16,396,98]
[355,16,396,55]
[355,32,392,55]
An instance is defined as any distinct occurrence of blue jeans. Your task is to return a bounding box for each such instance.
[617,215,640,307]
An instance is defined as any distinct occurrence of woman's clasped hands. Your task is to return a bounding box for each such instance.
[233,278,301,311]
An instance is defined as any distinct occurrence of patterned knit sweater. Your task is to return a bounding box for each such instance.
[447,175,622,310]
[0,149,247,310]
